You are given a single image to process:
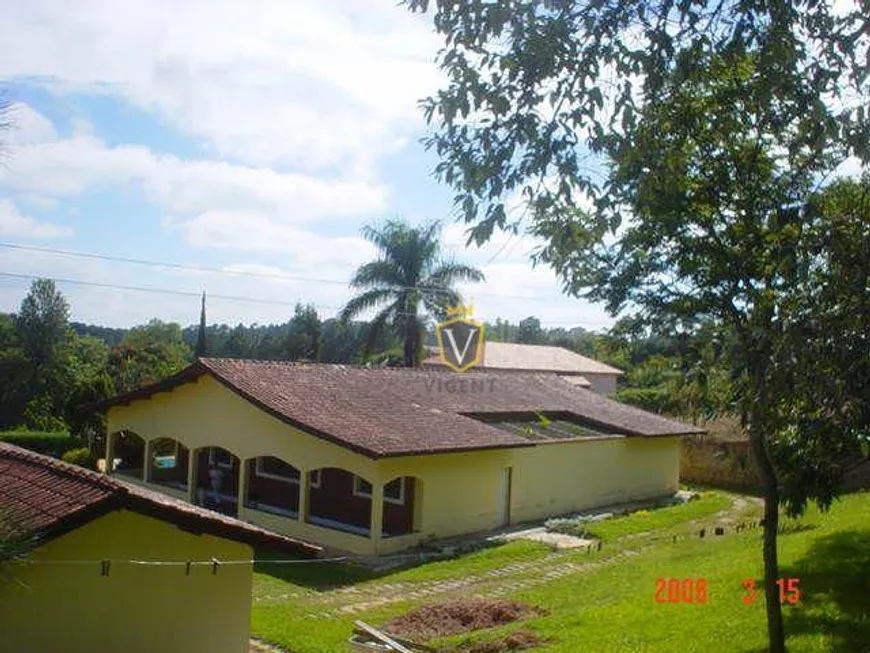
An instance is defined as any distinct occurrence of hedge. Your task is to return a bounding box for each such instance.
[61,447,99,471]
[0,431,80,458]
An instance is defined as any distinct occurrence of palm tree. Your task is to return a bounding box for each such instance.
[340,219,485,367]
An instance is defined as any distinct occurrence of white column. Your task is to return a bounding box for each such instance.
[370,480,384,555]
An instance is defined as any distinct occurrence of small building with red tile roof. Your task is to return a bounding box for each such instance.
[0,442,320,653]
[91,358,702,556]
[423,341,624,395]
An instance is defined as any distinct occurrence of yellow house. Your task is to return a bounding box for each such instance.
[94,358,702,556]
[0,442,320,653]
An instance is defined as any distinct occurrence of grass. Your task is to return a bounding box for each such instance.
[251,490,870,652]
[584,491,733,540]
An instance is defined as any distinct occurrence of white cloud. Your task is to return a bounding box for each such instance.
[0,199,72,238]
[0,0,443,172]
[18,195,60,212]
[0,120,388,224]
[0,4,617,331]
[4,102,58,145]
[174,211,378,266]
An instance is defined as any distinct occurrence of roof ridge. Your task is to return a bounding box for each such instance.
[0,442,124,493]
[200,357,584,375]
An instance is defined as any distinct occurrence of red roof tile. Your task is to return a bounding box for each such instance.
[93,358,703,459]
[0,443,320,556]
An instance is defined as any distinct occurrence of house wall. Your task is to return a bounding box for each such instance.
[378,448,515,541]
[508,436,681,522]
[105,376,679,555]
[581,372,618,396]
[379,436,680,538]
[107,375,399,554]
[0,509,252,653]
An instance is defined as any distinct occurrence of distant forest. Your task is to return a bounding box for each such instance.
[1,279,730,437]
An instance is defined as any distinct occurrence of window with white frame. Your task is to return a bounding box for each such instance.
[352,475,372,498]
[255,457,300,483]
[384,477,405,505]
[352,476,405,505]
[208,447,234,470]
[309,469,322,488]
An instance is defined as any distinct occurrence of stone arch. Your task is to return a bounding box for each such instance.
[192,445,241,516]
[110,430,146,479]
[146,437,190,491]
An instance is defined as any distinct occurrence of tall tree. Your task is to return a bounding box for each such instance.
[0,314,29,429]
[16,279,71,374]
[284,303,322,361]
[340,219,485,367]
[407,3,869,651]
[516,316,543,344]
[195,292,207,357]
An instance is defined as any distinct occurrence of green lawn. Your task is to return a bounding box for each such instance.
[251,490,870,652]
[584,490,734,540]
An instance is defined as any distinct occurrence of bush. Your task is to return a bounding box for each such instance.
[545,512,615,536]
[0,431,78,458]
[61,447,98,470]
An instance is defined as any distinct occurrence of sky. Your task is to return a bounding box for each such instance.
[0,0,616,332]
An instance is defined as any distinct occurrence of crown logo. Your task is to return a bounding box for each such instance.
[445,303,474,318]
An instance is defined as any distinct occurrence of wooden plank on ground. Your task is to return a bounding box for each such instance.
[352,628,436,652]
[353,620,413,652]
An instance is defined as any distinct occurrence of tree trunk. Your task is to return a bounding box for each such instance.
[403,316,416,368]
[749,424,786,653]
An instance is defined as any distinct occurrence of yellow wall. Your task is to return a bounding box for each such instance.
[507,436,681,523]
[0,509,253,653]
[109,375,379,479]
[380,436,680,540]
[106,375,680,555]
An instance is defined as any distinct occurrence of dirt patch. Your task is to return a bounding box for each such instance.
[382,598,547,641]
[451,628,546,652]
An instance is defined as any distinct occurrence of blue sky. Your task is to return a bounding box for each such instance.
[0,0,615,331]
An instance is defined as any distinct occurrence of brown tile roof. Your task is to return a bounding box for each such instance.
[93,358,703,459]
[558,375,592,388]
[424,341,624,375]
[0,443,321,556]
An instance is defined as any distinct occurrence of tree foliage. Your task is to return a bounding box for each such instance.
[407,0,868,244]
[516,315,544,344]
[340,219,485,367]
[283,303,322,361]
[16,279,71,375]
[407,2,869,650]
[107,319,192,393]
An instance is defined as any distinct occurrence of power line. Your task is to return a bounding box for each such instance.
[0,271,614,328]
[0,241,350,286]
[0,271,320,308]
[0,240,595,305]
